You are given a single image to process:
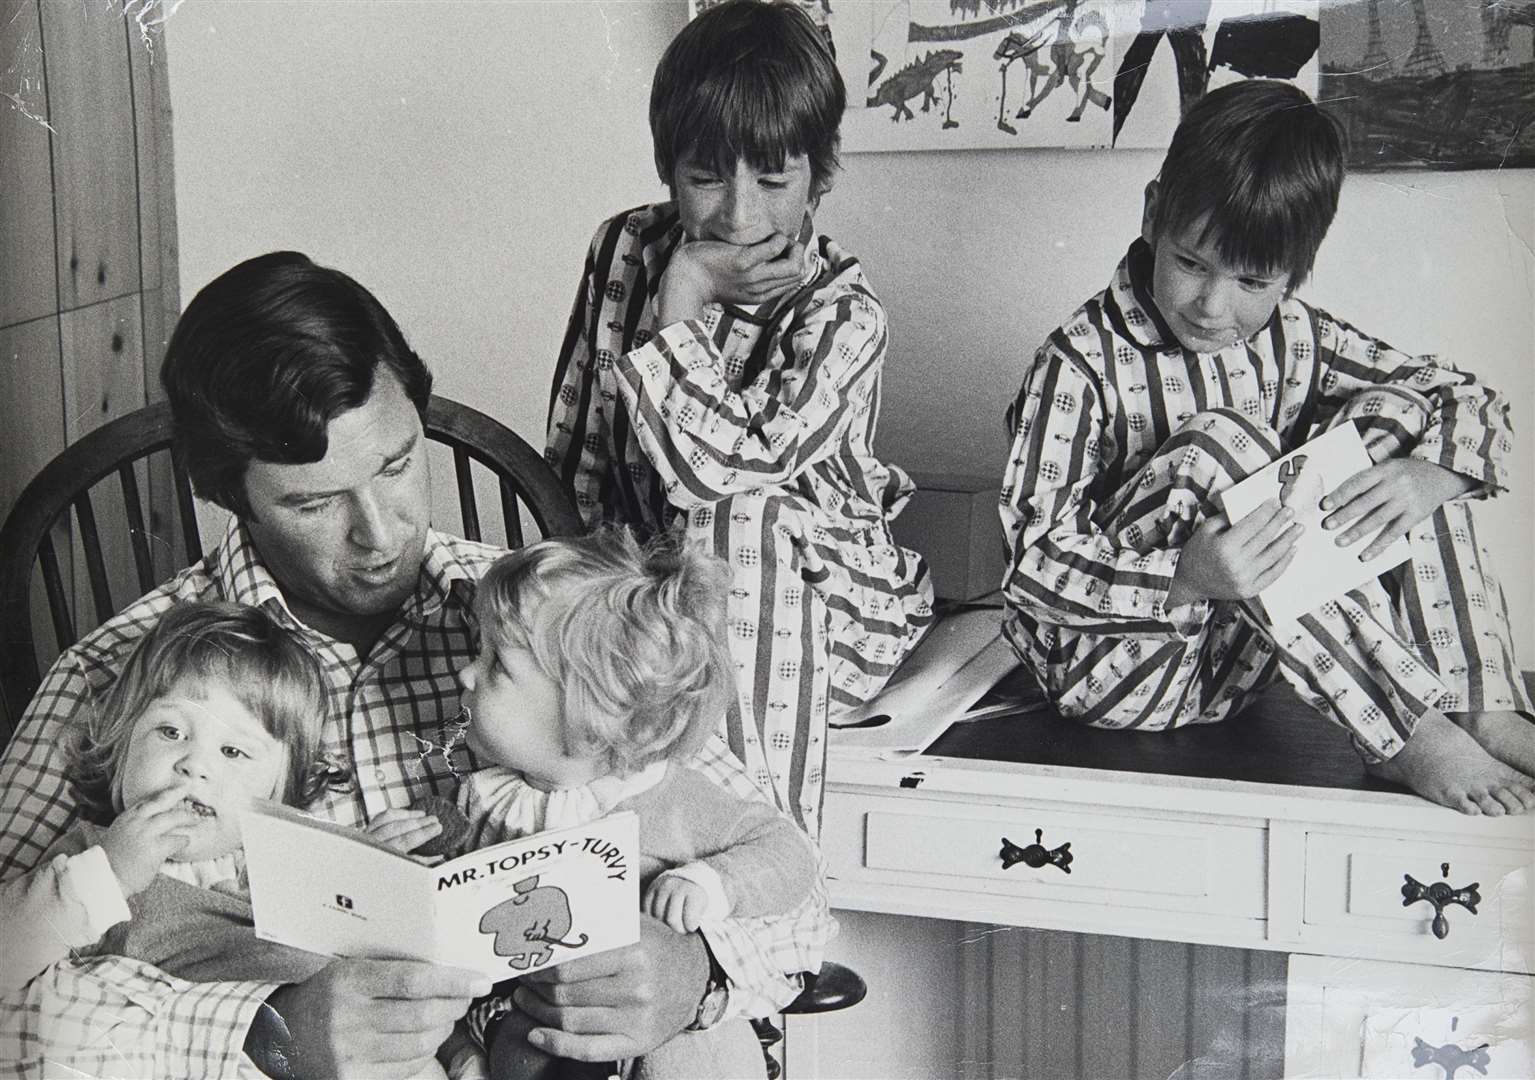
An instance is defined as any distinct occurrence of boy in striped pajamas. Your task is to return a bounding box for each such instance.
[1001,79,1534,816]
[546,0,932,838]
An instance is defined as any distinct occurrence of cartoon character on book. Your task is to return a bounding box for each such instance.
[0,602,476,1078]
[480,874,589,970]
[1001,79,1535,818]
[426,526,819,1079]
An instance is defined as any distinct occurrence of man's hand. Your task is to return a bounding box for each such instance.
[1165,500,1302,608]
[1321,458,1478,560]
[99,786,196,895]
[657,233,805,326]
[260,959,490,1079]
[504,913,708,1062]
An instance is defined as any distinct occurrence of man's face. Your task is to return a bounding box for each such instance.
[1142,189,1291,354]
[241,369,430,632]
[672,152,815,247]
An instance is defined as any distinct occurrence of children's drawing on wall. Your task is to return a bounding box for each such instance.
[844,0,1118,150]
[1318,0,1535,169]
[1111,0,1320,148]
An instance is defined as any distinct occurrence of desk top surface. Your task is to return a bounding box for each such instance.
[923,668,1532,793]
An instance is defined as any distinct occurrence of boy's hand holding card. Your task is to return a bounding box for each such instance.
[1215,422,1413,624]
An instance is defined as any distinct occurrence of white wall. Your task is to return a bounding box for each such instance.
[165,0,1532,655]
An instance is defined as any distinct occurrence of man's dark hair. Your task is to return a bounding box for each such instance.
[650,0,845,195]
[1152,79,1345,287]
[160,251,432,518]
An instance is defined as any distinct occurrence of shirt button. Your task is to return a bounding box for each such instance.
[375,769,387,782]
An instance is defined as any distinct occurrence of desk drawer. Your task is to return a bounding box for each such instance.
[1302,830,1533,972]
[827,794,1266,918]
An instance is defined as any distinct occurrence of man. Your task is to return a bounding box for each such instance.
[0,251,830,1078]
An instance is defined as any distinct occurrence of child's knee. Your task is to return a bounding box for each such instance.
[1173,409,1284,471]
[1328,387,1432,463]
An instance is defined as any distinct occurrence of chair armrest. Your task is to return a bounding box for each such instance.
[781,961,867,1014]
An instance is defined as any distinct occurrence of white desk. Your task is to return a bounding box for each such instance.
[811,690,1534,1077]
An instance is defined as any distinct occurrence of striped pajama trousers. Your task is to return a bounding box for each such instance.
[1030,400,1531,762]
[683,491,932,838]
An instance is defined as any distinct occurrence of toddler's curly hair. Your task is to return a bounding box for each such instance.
[475,526,734,777]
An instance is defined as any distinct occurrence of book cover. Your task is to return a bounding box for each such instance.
[242,801,639,978]
[829,607,1021,759]
[1215,421,1411,624]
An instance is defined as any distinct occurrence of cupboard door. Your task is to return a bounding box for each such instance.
[1286,954,1532,1078]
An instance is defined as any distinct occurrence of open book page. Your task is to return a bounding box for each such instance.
[829,607,1020,759]
[243,801,639,978]
[1216,421,1411,624]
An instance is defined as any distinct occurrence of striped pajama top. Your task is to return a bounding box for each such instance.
[1001,238,1513,649]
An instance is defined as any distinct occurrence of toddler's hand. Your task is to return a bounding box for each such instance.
[643,874,711,934]
[658,233,805,326]
[100,786,197,896]
[1321,458,1478,560]
[365,807,443,860]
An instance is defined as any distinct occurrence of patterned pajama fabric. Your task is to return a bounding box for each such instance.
[546,203,933,836]
[0,521,832,1076]
[1001,239,1528,758]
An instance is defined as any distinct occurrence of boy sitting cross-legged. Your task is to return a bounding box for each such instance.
[1001,79,1534,816]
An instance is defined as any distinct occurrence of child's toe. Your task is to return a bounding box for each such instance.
[1490,787,1524,815]
[1473,790,1506,816]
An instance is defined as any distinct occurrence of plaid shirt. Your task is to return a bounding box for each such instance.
[0,520,831,1077]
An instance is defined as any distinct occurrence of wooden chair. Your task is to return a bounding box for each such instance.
[0,395,581,740]
[0,392,864,1068]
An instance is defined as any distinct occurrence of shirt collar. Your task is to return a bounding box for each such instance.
[210,518,478,632]
[1109,237,1180,350]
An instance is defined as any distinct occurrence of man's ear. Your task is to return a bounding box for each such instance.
[1140,180,1160,246]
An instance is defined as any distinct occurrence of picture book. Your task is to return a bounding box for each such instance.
[829,607,1022,759]
[242,801,639,979]
[1215,421,1411,624]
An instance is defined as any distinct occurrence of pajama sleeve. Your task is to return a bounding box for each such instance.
[546,235,613,528]
[1001,343,1209,639]
[610,285,887,509]
[1311,311,1512,494]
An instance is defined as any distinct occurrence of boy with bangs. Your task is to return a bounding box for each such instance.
[1001,79,1534,815]
[547,0,932,840]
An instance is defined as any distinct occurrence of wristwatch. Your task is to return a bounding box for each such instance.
[686,937,731,1032]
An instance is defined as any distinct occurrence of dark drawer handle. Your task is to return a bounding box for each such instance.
[1000,828,1072,874]
[1411,1035,1490,1076]
[1402,871,1480,940]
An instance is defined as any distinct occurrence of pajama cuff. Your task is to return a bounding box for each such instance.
[61,845,133,937]
[1153,549,1211,638]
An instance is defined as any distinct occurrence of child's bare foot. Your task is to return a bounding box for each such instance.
[1448,710,1535,778]
[1366,708,1535,815]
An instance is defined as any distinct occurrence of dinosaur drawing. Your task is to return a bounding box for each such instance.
[868,49,964,127]
[994,1,1110,134]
